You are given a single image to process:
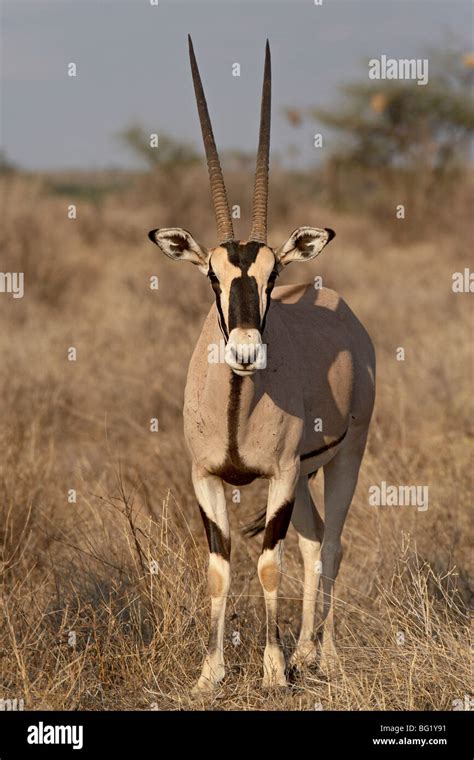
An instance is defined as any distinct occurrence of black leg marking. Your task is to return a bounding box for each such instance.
[269,618,281,646]
[198,505,231,560]
[260,500,294,651]
[208,614,219,654]
[262,500,294,551]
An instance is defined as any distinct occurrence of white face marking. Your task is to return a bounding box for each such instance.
[248,247,276,320]
[209,244,277,339]
[208,247,240,334]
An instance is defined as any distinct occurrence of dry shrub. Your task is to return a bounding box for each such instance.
[0,171,471,710]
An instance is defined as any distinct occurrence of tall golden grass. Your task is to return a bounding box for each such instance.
[0,169,472,710]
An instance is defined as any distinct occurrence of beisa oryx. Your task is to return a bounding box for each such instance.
[148,37,376,691]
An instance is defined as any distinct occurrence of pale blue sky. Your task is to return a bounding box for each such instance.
[1,0,472,169]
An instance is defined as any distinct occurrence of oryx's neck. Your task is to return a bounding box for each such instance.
[203,353,257,443]
[193,314,264,485]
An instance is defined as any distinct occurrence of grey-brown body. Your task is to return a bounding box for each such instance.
[185,284,375,482]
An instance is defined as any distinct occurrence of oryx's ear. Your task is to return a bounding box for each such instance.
[148,228,210,274]
[275,226,335,267]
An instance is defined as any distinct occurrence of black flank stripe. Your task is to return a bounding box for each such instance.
[300,428,348,462]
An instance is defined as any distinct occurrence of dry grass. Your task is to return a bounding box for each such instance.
[0,170,472,710]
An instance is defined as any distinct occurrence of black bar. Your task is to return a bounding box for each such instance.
[0,710,471,757]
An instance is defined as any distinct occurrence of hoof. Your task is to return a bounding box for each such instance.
[192,659,225,695]
[290,641,318,671]
[262,645,288,688]
[192,676,218,695]
[319,645,340,679]
[262,672,288,689]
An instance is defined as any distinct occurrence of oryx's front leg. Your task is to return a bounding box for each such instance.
[258,465,299,687]
[192,468,230,693]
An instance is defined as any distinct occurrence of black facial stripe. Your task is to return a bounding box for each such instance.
[223,240,261,269]
[224,242,261,334]
[261,277,276,334]
[214,289,229,341]
[300,428,348,461]
[209,241,279,337]
[208,265,229,340]
[228,276,261,332]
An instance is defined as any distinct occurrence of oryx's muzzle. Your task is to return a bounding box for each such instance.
[225,328,267,376]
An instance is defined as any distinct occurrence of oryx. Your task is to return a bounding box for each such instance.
[148,37,375,691]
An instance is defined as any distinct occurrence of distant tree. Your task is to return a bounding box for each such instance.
[286,48,474,234]
[308,49,474,174]
[0,150,17,174]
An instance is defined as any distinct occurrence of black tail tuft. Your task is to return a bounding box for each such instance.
[241,508,267,538]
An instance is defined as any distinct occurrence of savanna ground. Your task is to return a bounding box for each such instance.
[0,165,472,711]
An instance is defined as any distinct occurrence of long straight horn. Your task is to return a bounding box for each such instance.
[188,35,234,243]
[250,40,271,244]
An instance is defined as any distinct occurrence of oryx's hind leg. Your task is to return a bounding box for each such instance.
[192,468,230,693]
[289,471,324,670]
[258,465,299,688]
[319,426,369,677]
